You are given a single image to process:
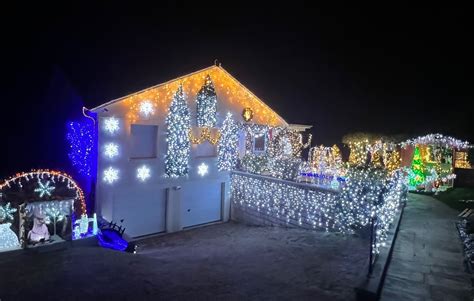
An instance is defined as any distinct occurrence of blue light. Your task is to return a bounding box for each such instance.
[66,116,97,177]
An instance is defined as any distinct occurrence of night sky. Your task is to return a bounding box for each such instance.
[1,4,472,177]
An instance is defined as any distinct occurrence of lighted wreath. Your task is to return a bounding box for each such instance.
[242,107,254,122]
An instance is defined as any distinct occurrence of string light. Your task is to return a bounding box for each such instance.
[196,75,217,127]
[0,169,87,216]
[103,167,119,184]
[118,66,286,126]
[455,151,471,169]
[189,127,221,145]
[401,133,471,150]
[165,85,191,178]
[217,112,239,171]
[0,223,20,250]
[66,117,96,177]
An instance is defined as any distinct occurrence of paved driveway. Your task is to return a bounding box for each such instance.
[381,193,473,300]
[0,222,367,300]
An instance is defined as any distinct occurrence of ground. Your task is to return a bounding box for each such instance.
[0,222,368,301]
[432,187,474,211]
[381,193,473,300]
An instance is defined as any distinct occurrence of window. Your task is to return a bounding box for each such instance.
[253,135,266,153]
[130,124,158,158]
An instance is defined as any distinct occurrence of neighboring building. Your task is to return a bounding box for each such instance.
[90,64,288,237]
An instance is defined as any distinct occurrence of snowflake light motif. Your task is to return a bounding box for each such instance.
[136,165,151,182]
[139,101,154,117]
[104,117,119,134]
[0,202,17,222]
[103,167,119,184]
[104,143,119,159]
[34,180,55,198]
[197,163,209,177]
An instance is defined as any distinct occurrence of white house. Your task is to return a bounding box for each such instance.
[90,64,288,238]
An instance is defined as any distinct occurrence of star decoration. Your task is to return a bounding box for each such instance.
[0,202,17,222]
[197,163,209,177]
[136,165,151,182]
[103,167,119,184]
[34,180,55,198]
[104,117,119,134]
[139,100,154,117]
[104,143,119,158]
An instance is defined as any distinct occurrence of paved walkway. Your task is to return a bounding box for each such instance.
[381,193,472,300]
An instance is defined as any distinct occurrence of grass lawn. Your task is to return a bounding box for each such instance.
[432,187,474,211]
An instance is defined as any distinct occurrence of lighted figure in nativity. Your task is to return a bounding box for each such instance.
[27,208,50,243]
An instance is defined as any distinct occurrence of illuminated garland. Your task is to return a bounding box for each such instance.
[217,113,239,171]
[231,170,406,253]
[0,169,87,216]
[165,85,191,177]
[120,66,285,126]
[401,133,471,150]
[196,75,218,127]
[231,173,341,231]
[188,127,221,145]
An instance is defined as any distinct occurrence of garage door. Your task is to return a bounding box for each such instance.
[113,187,166,237]
[181,181,222,228]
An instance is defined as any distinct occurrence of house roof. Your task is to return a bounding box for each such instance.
[91,65,288,126]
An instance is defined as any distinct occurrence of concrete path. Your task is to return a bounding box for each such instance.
[381,193,472,300]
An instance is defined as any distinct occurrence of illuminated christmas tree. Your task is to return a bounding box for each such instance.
[409,146,425,186]
[217,112,239,171]
[196,75,217,127]
[165,85,191,177]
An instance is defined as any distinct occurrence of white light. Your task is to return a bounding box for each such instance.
[137,165,151,182]
[104,143,119,159]
[139,101,154,117]
[103,167,119,184]
[104,117,119,134]
[34,180,55,198]
[197,163,209,176]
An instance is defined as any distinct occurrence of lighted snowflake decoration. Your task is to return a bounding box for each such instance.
[103,117,119,134]
[139,100,154,117]
[34,180,55,198]
[0,202,17,222]
[103,167,119,184]
[197,163,209,177]
[136,165,151,182]
[104,143,119,158]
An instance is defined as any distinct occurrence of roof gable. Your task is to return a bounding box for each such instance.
[91,65,287,126]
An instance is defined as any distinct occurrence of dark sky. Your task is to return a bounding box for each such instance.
[1,3,472,177]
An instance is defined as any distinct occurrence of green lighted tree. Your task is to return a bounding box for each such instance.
[409,146,425,186]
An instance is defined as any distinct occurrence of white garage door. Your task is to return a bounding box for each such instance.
[113,187,166,237]
[181,181,222,228]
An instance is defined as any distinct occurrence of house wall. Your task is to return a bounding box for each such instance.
[94,70,286,237]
